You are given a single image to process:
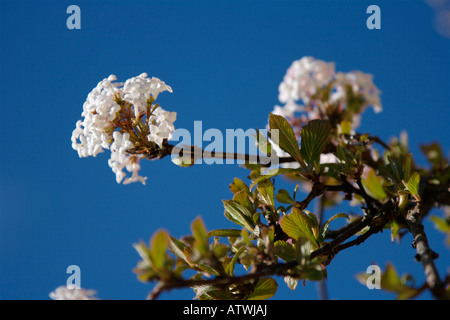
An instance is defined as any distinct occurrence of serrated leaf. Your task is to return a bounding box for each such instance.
[256,179,275,211]
[269,113,305,167]
[230,177,249,194]
[273,240,296,261]
[300,119,331,166]
[233,189,253,211]
[254,129,272,155]
[248,277,278,300]
[279,208,320,248]
[249,167,298,190]
[223,200,255,232]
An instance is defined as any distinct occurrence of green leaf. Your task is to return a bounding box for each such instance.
[223,200,255,232]
[254,129,272,155]
[407,172,421,201]
[300,119,331,166]
[256,180,275,211]
[133,241,151,265]
[226,246,246,276]
[390,219,400,243]
[273,240,296,262]
[248,277,278,300]
[207,229,242,238]
[168,235,187,261]
[269,113,305,167]
[429,215,450,245]
[191,217,209,255]
[232,189,253,211]
[149,230,169,270]
[275,189,295,205]
[249,167,298,190]
[319,213,349,243]
[279,208,320,248]
[361,167,388,201]
[229,177,249,195]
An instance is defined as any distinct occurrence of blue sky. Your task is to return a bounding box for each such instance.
[0,0,449,300]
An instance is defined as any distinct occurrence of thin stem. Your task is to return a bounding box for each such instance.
[170,145,297,167]
[315,195,328,300]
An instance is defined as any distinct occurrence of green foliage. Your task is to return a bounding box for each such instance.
[300,119,331,168]
[134,107,450,300]
[269,113,305,167]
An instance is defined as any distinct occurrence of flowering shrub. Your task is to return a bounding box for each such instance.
[63,57,449,300]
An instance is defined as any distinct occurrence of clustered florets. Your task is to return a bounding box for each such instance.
[49,285,98,300]
[71,73,176,185]
[274,56,382,131]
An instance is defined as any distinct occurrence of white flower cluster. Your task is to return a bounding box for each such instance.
[148,106,177,148]
[123,73,173,119]
[71,73,176,185]
[71,75,121,158]
[49,285,98,300]
[275,57,382,123]
[279,56,335,105]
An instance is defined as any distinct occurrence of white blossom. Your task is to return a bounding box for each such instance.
[108,132,147,185]
[273,57,382,134]
[71,73,175,185]
[147,107,177,148]
[278,56,335,104]
[123,73,172,119]
[71,75,121,158]
[49,285,98,300]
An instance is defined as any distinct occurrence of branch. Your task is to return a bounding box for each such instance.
[148,201,396,300]
[405,202,446,299]
[169,145,297,167]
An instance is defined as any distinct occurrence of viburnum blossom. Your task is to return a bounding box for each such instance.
[71,73,176,185]
[275,57,382,130]
[49,285,98,300]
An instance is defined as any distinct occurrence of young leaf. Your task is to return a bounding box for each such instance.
[279,208,320,248]
[223,200,255,232]
[273,240,296,262]
[300,119,331,165]
[191,217,209,256]
[275,189,295,205]
[230,177,249,195]
[361,167,388,201]
[149,230,169,270]
[247,277,278,300]
[319,213,349,243]
[269,113,305,167]
[256,179,275,211]
[407,172,421,201]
